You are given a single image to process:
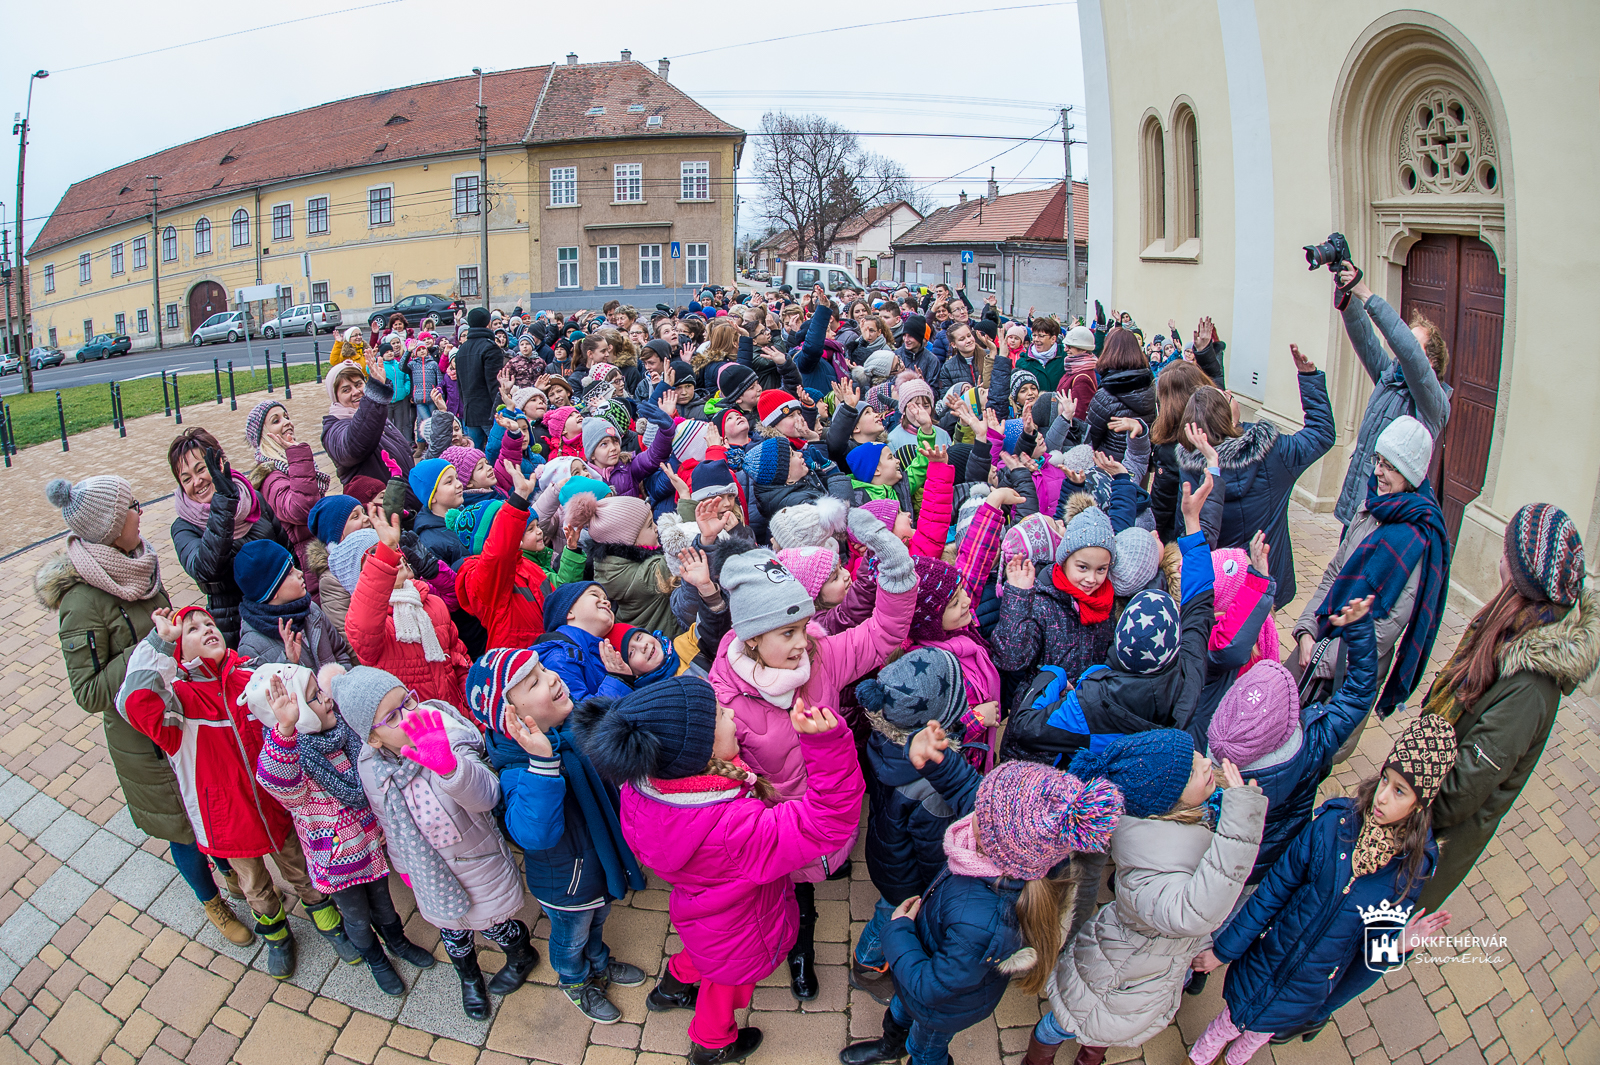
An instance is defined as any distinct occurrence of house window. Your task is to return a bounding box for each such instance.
[277,286,293,317]
[162,226,177,261]
[132,236,147,270]
[639,244,662,286]
[114,313,126,335]
[614,163,643,203]
[596,246,620,287]
[231,209,251,248]
[942,263,951,284]
[137,308,149,333]
[557,247,580,289]
[307,196,329,235]
[454,176,480,216]
[312,281,329,305]
[82,319,93,339]
[685,242,709,286]
[165,304,179,330]
[272,203,292,241]
[1172,105,1200,245]
[194,218,212,255]
[897,260,905,283]
[978,265,997,293]
[550,167,577,206]
[1140,115,1166,248]
[110,244,124,276]
[457,266,480,299]
[48,327,57,347]
[78,254,91,284]
[372,274,393,304]
[914,260,922,282]
[369,186,393,226]
[42,264,54,293]
[680,161,710,200]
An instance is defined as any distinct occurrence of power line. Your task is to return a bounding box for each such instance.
[671,3,1074,59]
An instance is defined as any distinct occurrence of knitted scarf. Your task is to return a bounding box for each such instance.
[390,583,447,662]
[1351,815,1400,879]
[552,727,647,899]
[367,739,472,921]
[255,440,333,497]
[173,470,261,542]
[1317,477,1451,714]
[634,631,681,687]
[1052,566,1115,624]
[239,593,311,636]
[727,642,811,708]
[299,716,369,810]
[66,535,161,602]
[942,814,1004,879]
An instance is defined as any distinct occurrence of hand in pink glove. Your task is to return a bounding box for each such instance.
[399,708,458,776]
[380,449,403,477]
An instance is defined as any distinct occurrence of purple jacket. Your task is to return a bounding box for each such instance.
[599,399,674,499]
[618,724,863,985]
[321,377,414,487]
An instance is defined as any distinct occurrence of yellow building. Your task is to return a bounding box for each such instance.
[26,54,742,352]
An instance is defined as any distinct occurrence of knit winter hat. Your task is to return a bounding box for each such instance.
[441,445,487,488]
[327,529,378,594]
[668,360,697,388]
[1383,715,1458,804]
[720,549,816,639]
[573,676,718,784]
[558,476,612,506]
[509,386,538,412]
[1002,513,1062,568]
[1504,502,1586,605]
[45,476,135,546]
[467,307,490,328]
[673,420,711,463]
[425,411,458,458]
[775,544,840,599]
[1009,369,1040,401]
[545,405,578,440]
[742,437,790,487]
[243,400,285,456]
[583,417,620,459]
[1111,528,1163,596]
[757,390,802,427]
[465,648,539,734]
[543,580,600,632]
[1374,415,1433,489]
[308,494,363,546]
[447,500,503,554]
[1069,729,1196,818]
[768,498,847,550]
[856,648,965,733]
[330,665,405,740]
[1056,503,1116,564]
[1057,445,1096,476]
[896,377,934,414]
[902,314,928,343]
[1208,660,1300,768]
[712,407,747,438]
[238,663,320,734]
[717,362,759,403]
[575,493,653,546]
[908,557,965,644]
[862,349,896,382]
[607,623,647,657]
[1111,589,1181,674]
[859,498,902,533]
[691,459,739,501]
[233,539,295,603]
[408,458,454,510]
[847,442,887,484]
[972,762,1124,879]
[1211,549,1280,664]
[1064,325,1096,350]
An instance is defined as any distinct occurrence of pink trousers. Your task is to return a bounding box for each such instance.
[668,951,755,1050]
[1189,1006,1274,1065]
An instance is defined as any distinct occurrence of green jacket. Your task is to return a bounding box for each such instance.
[594,548,684,641]
[1016,341,1066,393]
[1420,588,1600,910]
[34,552,192,843]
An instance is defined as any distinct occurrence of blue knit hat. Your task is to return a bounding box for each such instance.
[1070,729,1196,818]
[233,539,295,603]
[559,476,613,506]
[571,676,718,783]
[466,648,539,733]
[847,442,886,484]
[1002,418,1025,455]
[742,437,790,487]
[1111,589,1181,674]
[308,495,362,545]
[408,458,454,510]
[543,580,599,632]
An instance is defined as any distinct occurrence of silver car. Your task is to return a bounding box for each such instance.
[261,302,343,338]
[191,310,256,346]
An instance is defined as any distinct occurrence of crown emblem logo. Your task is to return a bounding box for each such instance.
[1359,899,1414,972]
[1358,900,1413,926]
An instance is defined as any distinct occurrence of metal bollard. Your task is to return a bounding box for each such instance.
[266,349,274,394]
[115,382,126,438]
[314,341,322,383]
[282,350,292,400]
[57,391,69,452]
[1,403,10,467]
[173,373,183,425]
[228,361,237,410]
[162,370,171,416]
[109,381,120,430]
[214,359,222,404]
[3,403,13,459]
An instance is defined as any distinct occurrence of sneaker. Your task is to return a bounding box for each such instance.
[562,980,623,1024]
[203,897,254,946]
[601,960,647,988]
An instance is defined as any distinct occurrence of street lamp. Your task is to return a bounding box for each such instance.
[14,69,48,395]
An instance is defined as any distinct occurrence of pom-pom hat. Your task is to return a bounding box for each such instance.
[466,649,539,734]
[573,676,718,783]
[45,476,135,546]
[971,762,1124,880]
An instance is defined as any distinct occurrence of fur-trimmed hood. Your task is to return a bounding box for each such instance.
[1175,419,1280,472]
[865,709,965,751]
[1499,588,1600,691]
[34,552,82,611]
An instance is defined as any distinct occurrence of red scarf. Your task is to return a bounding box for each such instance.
[1051,565,1115,624]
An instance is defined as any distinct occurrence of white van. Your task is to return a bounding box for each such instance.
[781,262,864,294]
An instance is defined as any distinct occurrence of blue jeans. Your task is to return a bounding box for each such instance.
[853,898,897,967]
[541,902,612,987]
[169,841,218,903]
[464,424,489,448]
[889,996,953,1065]
[1033,1010,1076,1046]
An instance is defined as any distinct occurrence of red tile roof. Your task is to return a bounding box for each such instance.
[31,61,741,256]
[893,181,1088,248]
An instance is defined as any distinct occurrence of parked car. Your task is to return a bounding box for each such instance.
[781,262,864,294]
[76,333,132,361]
[191,310,256,346]
[261,301,343,339]
[0,351,18,375]
[368,294,463,332]
[28,346,65,370]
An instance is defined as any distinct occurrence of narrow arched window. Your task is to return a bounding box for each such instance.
[1172,106,1200,245]
[194,218,212,255]
[231,209,251,247]
[1140,116,1166,250]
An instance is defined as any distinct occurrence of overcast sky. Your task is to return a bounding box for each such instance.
[3,0,1084,249]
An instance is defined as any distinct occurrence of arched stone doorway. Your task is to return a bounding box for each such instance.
[188,281,228,335]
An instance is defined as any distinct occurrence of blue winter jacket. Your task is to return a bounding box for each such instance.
[863,724,982,906]
[1212,797,1436,1033]
[537,625,632,703]
[792,303,838,397]
[412,509,465,567]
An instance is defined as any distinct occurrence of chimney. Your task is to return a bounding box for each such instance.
[657,58,671,80]
[621,49,631,62]
[565,52,579,66]
[987,167,999,202]
[958,190,967,205]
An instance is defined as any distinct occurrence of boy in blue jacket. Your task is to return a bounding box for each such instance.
[466,647,647,1023]
[536,581,633,703]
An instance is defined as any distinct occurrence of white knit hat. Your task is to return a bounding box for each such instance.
[1375,415,1434,489]
[1064,325,1096,350]
[45,476,134,546]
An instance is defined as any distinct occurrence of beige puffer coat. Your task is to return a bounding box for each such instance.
[1045,785,1266,1048]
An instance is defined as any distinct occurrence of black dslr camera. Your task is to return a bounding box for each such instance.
[1304,232,1361,309]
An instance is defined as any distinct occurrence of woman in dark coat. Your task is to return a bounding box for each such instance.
[1085,330,1157,462]
[1177,344,1335,608]
[320,360,415,490]
[1148,361,1215,544]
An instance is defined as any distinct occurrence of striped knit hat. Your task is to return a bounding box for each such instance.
[1504,503,1585,605]
[970,761,1124,879]
[466,649,539,734]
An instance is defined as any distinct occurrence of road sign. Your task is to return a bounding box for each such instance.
[961,250,974,264]
[670,242,681,259]
[236,284,277,302]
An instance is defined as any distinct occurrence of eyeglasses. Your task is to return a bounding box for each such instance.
[375,689,421,729]
[1374,455,1398,475]
[127,500,142,513]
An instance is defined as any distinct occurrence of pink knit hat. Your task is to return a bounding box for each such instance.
[858,498,901,531]
[1001,513,1062,567]
[970,761,1123,880]
[896,377,934,413]
[775,544,840,599]
[1207,660,1300,768]
[567,493,654,546]
[441,445,486,487]
[1211,549,1279,665]
[545,405,578,440]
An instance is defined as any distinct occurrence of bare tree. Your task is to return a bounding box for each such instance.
[752,112,912,263]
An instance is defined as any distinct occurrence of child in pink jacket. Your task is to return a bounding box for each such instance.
[575,677,863,1064]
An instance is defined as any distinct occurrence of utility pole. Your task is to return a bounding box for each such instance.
[15,70,48,394]
[474,67,489,311]
[1,209,13,359]
[1061,106,1078,324]
[149,176,165,350]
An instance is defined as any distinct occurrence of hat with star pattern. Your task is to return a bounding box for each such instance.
[855,648,965,733]
[1110,589,1181,675]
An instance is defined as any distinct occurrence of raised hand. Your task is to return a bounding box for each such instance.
[983,408,1002,432]
[1290,343,1317,374]
[986,485,1025,509]
[1184,421,1219,467]
[663,465,692,503]
[694,496,726,542]
[502,458,536,499]
[399,708,458,776]
[277,619,304,665]
[267,673,300,737]
[1005,555,1036,590]
[151,607,180,644]
[598,639,632,677]
[1400,908,1451,953]
[503,710,554,758]
[1106,415,1143,438]
[367,502,402,550]
[918,443,949,467]
[678,548,713,593]
[565,523,583,552]
[1181,474,1214,535]
[907,721,950,769]
[1092,450,1128,478]
[1329,595,1376,627]
[1217,758,1255,789]
[430,387,446,407]
[789,695,840,735]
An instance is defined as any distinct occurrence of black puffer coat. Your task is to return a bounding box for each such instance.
[171,489,289,650]
[863,717,981,906]
[1085,368,1156,461]
[454,325,504,427]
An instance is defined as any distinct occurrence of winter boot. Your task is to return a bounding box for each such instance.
[485,920,539,995]
[376,920,437,968]
[1269,1019,1328,1045]
[690,1027,763,1065]
[1184,969,1208,995]
[306,900,362,964]
[1022,1034,1061,1065]
[1073,1045,1108,1065]
[646,967,700,1012]
[203,897,253,946]
[255,907,296,980]
[451,951,491,1020]
[839,1010,909,1065]
[359,941,405,996]
[848,958,894,1005]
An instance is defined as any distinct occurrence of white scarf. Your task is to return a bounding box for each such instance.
[390,582,447,662]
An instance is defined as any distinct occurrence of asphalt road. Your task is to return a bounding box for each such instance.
[1,334,331,396]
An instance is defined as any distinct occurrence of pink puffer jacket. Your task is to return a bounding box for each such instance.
[618,724,863,985]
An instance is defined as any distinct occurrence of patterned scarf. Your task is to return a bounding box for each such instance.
[173,470,262,542]
[368,732,472,922]
[66,535,161,602]
[255,439,333,497]
[1351,815,1401,879]
[390,582,447,662]
[299,715,368,810]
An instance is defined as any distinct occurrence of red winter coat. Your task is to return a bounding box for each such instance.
[257,442,326,600]
[455,497,552,650]
[346,542,472,715]
[116,635,292,859]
